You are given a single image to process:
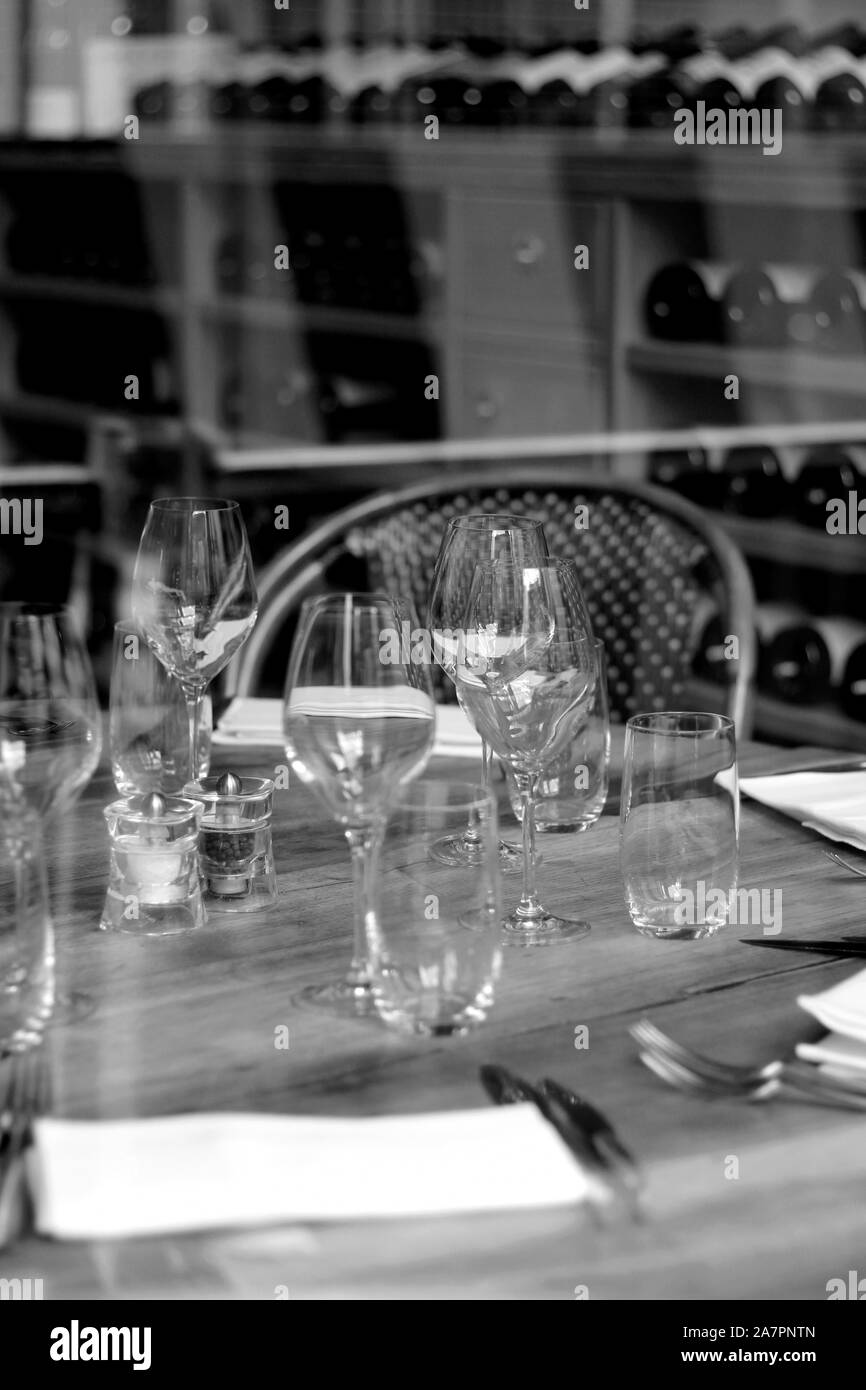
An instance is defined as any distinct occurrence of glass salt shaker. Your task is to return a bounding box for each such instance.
[185,771,277,913]
[101,790,205,935]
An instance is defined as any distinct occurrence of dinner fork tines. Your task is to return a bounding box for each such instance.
[630,1018,866,1110]
[823,849,866,879]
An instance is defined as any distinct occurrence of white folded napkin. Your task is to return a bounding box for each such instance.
[30,1106,588,1240]
[798,967,866,1047]
[740,771,866,852]
[213,696,483,760]
[795,1032,866,1077]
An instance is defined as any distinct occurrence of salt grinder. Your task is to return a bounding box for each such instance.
[101,789,205,935]
[185,770,277,913]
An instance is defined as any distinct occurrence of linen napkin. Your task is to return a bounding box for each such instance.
[797,968,866,1048]
[795,1032,866,1078]
[740,771,866,852]
[29,1106,588,1240]
[213,696,483,760]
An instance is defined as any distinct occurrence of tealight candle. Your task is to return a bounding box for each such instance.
[101,790,205,935]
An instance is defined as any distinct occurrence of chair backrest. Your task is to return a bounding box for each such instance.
[227,465,756,733]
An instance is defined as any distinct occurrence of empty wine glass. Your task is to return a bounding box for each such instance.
[0,603,103,1025]
[428,513,550,872]
[456,559,597,946]
[283,593,436,1016]
[131,498,257,785]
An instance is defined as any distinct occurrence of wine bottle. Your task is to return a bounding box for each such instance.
[794,446,864,527]
[811,616,866,688]
[814,69,866,130]
[757,604,832,704]
[722,445,790,517]
[628,69,689,128]
[644,261,727,342]
[808,270,866,353]
[648,446,708,489]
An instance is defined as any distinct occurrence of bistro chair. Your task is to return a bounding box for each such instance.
[225,464,756,734]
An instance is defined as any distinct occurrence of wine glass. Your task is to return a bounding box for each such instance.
[0,603,103,1024]
[283,593,436,1016]
[131,498,257,785]
[427,513,550,872]
[456,558,597,946]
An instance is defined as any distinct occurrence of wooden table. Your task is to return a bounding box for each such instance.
[3,736,866,1301]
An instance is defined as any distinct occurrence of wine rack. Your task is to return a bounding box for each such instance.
[1,0,865,747]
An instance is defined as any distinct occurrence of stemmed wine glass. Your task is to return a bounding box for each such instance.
[456,558,597,946]
[0,603,103,1024]
[132,499,258,784]
[427,513,549,872]
[283,593,436,1017]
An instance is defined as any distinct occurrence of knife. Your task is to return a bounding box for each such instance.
[478,1065,617,1222]
[741,938,866,957]
[537,1078,642,1190]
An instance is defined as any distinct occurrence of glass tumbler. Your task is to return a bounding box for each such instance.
[109,620,212,796]
[506,637,610,832]
[620,711,738,939]
[368,781,503,1036]
[0,811,53,1053]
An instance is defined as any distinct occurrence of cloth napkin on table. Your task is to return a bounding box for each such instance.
[740,771,866,853]
[796,968,866,1076]
[213,696,483,760]
[29,1106,588,1241]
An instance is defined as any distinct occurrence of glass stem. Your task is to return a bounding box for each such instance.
[463,743,490,847]
[516,772,543,921]
[184,686,203,784]
[345,824,384,988]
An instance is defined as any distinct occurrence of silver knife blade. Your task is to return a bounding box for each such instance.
[740,938,866,956]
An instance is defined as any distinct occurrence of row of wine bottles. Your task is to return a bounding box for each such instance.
[129,24,866,131]
[646,262,866,352]
[695,602,866,716]
[2,176,159,287]
[11,306,179,413]
[651,445,865,524]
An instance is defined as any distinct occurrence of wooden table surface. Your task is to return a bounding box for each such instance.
[3,734,866,1301]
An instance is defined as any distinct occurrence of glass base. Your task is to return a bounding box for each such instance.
[501,911,591,947]
[428,833,484,868]
[429,835,532,875]
[291,978,376,1018]
[633,922,722,941]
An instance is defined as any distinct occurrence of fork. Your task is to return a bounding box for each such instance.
[630,1018,866,1111]
[0,1047,50,1245]
[823,849,866,879]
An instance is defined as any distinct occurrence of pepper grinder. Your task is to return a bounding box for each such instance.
[101,790,206,935]
[185,771,277,913]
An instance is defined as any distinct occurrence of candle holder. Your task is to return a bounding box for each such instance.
[185,771,277,913]
[101,791,205,935]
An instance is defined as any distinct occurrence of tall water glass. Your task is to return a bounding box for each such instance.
[0,810,53,1053]
[620,712,738,939]
[110,620,211,795]
[369,781,502,1037]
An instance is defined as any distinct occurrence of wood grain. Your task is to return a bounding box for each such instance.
[2,738,866,1300]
